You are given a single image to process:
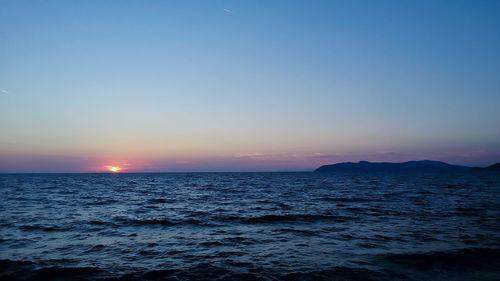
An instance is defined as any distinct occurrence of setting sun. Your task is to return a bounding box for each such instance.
[107,166,122,173]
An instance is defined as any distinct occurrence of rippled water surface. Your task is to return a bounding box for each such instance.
[1,172,499,280]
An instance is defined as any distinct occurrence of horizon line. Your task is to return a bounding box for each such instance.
[1,159,498,174]
[0,170,311,175]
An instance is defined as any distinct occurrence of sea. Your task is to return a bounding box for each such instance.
[0,172,499,280]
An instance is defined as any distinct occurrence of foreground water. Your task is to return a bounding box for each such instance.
[0,172,499,280]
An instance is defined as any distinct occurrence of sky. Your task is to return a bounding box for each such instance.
[1,0,500,172]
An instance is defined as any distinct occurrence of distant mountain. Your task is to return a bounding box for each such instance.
[474,162,500,171]
[314,160,469,173]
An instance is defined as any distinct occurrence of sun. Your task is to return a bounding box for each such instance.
[107,166,122,173]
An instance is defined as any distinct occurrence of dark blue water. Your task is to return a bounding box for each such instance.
[1,172,499,280]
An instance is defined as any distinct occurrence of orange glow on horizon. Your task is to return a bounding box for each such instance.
[107,166,122,173]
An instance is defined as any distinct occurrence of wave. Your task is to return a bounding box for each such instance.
[86,217,208,228]
[0,260,103,281]
[117,217,206,227]
[0,260,391,281]
[223,214,356,224]
[453,207,485,216]
[147,198,173,204]
[378,248,500,280]
[280,267,393,281]
[18,224,71,232]
[322,197,373,203]
[381,247,500,269]
[275,227,318,235]
[2,249,499,281]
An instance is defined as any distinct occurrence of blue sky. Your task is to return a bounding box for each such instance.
[1,0,499,172]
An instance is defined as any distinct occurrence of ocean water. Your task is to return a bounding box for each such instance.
[0,172,499,280]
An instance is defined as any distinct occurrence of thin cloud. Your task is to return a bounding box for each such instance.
[1,89,8,94]
[223,8,234,14]
[234,153,265,158]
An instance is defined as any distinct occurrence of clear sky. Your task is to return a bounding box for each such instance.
[1,0,500,172]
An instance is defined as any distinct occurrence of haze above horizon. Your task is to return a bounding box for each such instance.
[1,0,500,173]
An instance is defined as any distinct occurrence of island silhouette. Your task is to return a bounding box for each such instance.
[315,160,500,172]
